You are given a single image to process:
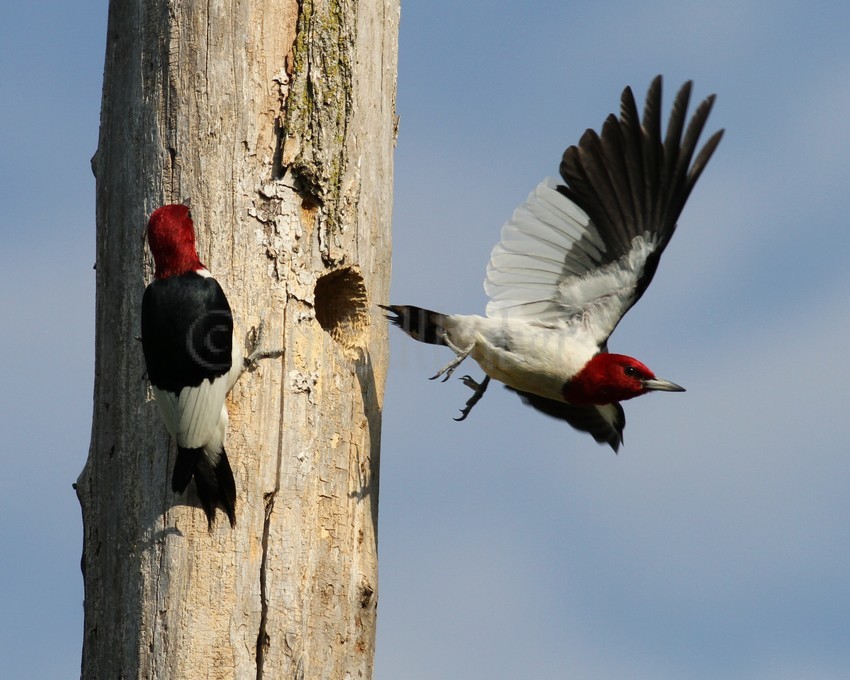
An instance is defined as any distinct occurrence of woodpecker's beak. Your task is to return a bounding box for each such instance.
[643,377,685,393]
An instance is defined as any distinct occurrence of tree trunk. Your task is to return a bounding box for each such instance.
[76,0,398,677]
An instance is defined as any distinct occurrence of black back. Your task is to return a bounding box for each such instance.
[141,272,233,393]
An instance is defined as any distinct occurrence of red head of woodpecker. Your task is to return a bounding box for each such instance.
[562,354,684,406]
[141,204,242,526]
[383,77,722,451]
[146,204,203,278]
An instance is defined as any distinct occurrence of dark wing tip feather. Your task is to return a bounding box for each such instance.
[560,75,721,240]
[557,75,721,307]
[687,127,724,193]
[641,75,664,133]
[618,85,646,232]
[661,81,692,180]
[676,93,722,192]
[599,114,637,236]
[618,84,640,131]
[577,131,630,246]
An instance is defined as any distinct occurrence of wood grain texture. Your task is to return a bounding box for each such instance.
[77,0,398,677]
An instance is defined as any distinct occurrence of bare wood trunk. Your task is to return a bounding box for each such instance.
[77,0,398,677]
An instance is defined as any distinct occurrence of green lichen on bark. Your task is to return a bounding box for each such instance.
[282,0,354,214]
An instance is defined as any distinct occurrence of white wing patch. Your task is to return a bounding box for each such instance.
[151,337,242,454]
[556,235,656,345]
[152,378,229,451]
[175,376,229,450]
[485,177,657,346]
[151,387,179,437]
[485,178,605,321]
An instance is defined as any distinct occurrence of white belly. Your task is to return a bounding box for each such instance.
[444,315,597,402]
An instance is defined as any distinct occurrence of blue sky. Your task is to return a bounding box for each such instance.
[2,1,850,678]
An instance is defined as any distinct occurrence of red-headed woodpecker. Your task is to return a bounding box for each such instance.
[383,77,723,451]
[142,204,243,526]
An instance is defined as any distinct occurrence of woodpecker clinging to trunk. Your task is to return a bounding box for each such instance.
[141,204,275,526]
[383,76,723,451]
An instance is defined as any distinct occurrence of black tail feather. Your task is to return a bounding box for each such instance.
[173,446,237,528]
[172,447,201,493]
[380,305,449,346]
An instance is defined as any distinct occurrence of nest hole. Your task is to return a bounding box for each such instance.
[314,266,369,352]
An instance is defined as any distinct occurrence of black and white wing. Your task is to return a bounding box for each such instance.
[506,387,626,452]
[485,76,723,349]
[141,271,235,450]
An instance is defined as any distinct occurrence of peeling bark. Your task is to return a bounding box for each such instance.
[78,0,398,677]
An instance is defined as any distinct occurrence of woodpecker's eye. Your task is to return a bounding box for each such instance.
[624,366,638,377]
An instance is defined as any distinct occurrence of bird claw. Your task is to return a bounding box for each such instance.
[454,374,491,422]
[242,321,284,374]
[429,357,462,382]
[460,374,482,390]
[429,368,455,383]
[429,336,474,382]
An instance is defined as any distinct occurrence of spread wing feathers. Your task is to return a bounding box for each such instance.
[485,76,723,347]
[506,387,625,452]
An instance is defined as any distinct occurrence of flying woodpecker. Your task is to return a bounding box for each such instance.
[383,77,723,451]
[141,204,264,526]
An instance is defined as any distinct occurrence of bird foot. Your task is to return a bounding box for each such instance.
[242,321,284,375]
[429,337,475,383]
[454,374,491,421]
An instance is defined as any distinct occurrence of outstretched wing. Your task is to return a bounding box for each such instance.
[485,76,723,348]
